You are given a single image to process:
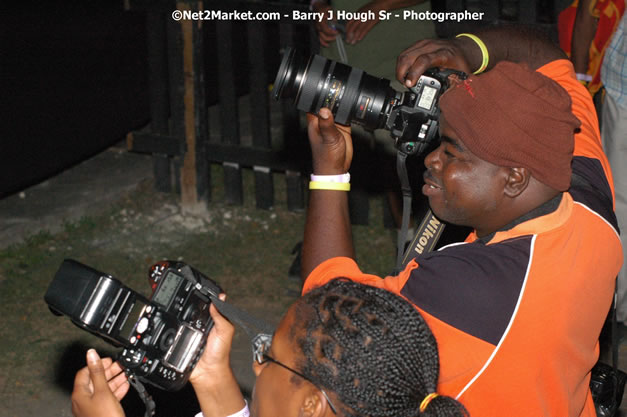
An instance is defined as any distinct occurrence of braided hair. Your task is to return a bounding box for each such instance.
[291,279,467,417]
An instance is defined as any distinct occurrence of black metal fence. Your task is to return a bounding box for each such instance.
[125,0,316,213]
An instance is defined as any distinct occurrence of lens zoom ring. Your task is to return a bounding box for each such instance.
[335,68,363,125]
[296,55,327,113]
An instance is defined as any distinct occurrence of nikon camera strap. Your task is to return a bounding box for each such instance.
[394,149,446,274]
[209,296,275,340]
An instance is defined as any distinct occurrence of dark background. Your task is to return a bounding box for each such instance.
[1,0,566,199]
[2,1,151,198]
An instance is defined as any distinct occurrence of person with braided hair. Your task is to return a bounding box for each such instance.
[70,280,467,417]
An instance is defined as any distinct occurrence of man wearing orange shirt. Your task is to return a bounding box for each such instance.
[301,27,623,416]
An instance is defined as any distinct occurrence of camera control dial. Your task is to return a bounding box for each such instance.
[137,317,149,334]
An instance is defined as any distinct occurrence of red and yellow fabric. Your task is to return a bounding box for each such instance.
[558,0,625,95]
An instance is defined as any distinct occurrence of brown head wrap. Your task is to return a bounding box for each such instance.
[439,61,581,191]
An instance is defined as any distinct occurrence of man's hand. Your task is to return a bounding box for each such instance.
[312,1,339,47]
[188,294,234,387]
[344,2,385,45]
[307,108,353,175]
[396,38,472,87]
[71,350,129,417]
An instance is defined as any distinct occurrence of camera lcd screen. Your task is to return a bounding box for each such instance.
[153,271,183,308]
[120,300,147,341]
[418,85,437,110]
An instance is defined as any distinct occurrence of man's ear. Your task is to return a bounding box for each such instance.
[299,389,333,417]
[503,167,530,198]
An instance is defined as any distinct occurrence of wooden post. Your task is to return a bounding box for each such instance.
[178,1,210,213]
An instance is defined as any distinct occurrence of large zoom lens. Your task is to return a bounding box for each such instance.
[272,47,399,129]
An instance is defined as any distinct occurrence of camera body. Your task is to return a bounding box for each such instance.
[44,259,221,391]
[384,68,452,154]
[272,47,466,155]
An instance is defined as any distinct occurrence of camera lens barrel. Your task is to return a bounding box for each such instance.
[272,47,397,130]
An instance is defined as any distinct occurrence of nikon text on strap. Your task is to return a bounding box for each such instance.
[394,149,446,274]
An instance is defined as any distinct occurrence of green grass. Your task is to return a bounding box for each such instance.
[0,165,396,413]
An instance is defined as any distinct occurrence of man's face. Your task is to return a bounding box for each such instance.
[422,114,509,231]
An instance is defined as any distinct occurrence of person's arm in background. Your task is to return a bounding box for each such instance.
[311,0,338,47]
[344,0,428,44]
[311,0,428,46]
[570,0,598,75]
[396,25,567,86]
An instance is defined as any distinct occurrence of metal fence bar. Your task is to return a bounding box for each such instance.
[188,3,211,207]
[165,13,185,196]
[279,19,307,212]
[248,20,274,209]
[216,19,244,206]
[145,10,172,192]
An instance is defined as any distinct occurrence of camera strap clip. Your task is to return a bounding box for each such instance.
[126,371,156,417]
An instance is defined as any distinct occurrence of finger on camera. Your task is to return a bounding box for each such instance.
[396,41,438,83]
[112,379,131,401]
[104,360,125,380]
[317,109,339,134]
[209,303,234,334]
[86,350,111,391]
[108,372,130,399]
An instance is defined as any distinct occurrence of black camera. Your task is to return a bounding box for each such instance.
[44,259,221,391]
[272,47,466,155]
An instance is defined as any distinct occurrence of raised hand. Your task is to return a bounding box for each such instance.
[307,108,354,175]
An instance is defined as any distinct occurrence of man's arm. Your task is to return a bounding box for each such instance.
[312,0,428,46]
[301,109,355,281]
[570,0,598,74]
[344,0,428,44]
[397,25,567,86]
[302,26,569,281]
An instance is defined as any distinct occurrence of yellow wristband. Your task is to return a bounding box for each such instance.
[309,181,351,191]
[456,33,489,74]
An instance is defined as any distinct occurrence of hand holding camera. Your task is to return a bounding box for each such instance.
[70,304,244,417]
[71,350,128,417]
[396,38,473,87]
[307,108,354,175]
[273,47,466,157]
[45,259,222,392]
[187,295,233,386]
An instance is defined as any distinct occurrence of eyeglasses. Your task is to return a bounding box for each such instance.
[252,333,338,414]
